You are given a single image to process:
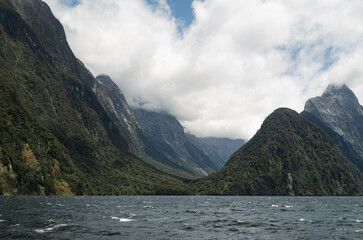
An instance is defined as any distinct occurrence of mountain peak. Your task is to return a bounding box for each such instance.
[322,83,354,98]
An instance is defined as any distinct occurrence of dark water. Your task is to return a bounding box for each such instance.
[0,196,362,239]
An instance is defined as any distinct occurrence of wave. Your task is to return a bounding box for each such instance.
[35,224,68,233]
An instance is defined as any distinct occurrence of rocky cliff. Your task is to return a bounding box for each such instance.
[301,84,363,172]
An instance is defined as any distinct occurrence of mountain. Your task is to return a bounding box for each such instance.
[93,74,196,179]
[133,109,218,176]
[301,84,363,172]
[193,108,363,195]
[186,134,244,169]
[93,74,144,155]
[0,0,188,195]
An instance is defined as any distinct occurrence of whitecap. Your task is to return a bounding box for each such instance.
[143,205,154,209]
[271,204,293,208]
[46,203,52,205]
[0,220,6,222]
[356,220,363,223]
[35,224,67,233]
[111,216,133,222]
[354,229,363,233]
[119,218,133,222]
[283,205,293,208]
[298,218,305,222]
[86,204,91,207]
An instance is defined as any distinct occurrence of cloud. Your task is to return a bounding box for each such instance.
[44,0,363,139]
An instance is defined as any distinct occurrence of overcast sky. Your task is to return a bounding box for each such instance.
[44,0,363,140]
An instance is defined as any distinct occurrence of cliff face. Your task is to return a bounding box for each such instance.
[93,74,144,155]
[302,84,363,171]
[0,0,188,195]
[133,109,218,176]
[193,108,363,196]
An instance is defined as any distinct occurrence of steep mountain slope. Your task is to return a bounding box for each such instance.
[186,134,244,169]
[0,0,188,195]
[301,84,363,172]
[193,108,363,195]
[133,109,218,176]
[93,75,195,179]
[93,74,144,155]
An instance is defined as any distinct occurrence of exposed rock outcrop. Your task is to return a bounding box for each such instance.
[302,84,363,171]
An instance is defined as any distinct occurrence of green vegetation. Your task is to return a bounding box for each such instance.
[0,0,189,195]
[1,0,362,196]
[192,108,363,195]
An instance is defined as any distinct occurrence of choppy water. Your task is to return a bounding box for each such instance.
[0,196,362,239]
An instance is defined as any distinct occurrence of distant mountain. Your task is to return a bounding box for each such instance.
[0,0,188,195]
[133,109,218,176]
[186,134,244,169]
[93,75,197,179]
[193,108,363,195]
[301,84,363,172]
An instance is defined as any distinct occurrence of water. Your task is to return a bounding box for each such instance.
[0,196,362,239]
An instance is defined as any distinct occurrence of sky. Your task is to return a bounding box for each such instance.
[43,0,363,140]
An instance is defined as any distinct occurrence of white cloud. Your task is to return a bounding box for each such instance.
[44,0,363,139]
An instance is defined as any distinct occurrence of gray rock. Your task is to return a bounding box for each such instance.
[133,109,218,176]
[301,84,363,171]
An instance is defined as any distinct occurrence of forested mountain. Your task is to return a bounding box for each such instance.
[193,108,363,195]
[0,0,187,195]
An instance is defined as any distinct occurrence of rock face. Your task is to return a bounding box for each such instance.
[133,109,218,176]
[302,84,363,172]
[186,134,244,169]
[193,108,363,195]
[0,0,188,195]
[93,74,144,155]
